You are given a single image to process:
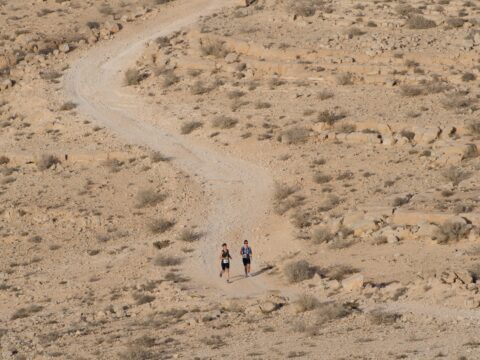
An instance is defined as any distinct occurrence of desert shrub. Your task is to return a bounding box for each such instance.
[284,260,315,283]
[395,4,418,16]
[118,345,151,360]
[150,151,169,163]
[392,196,410,207]
[447,17,465,28]
[295,294,320,312]
[162,70,179,88]
[40,70,63,81]
[318,194,340,212]
[400,129,415,141]
[153,240,171,250]
[135,189,166,208]
[290,211,311,228]
[269,77,286,87]
[274,195,305,215]
[154,255,182,267]
[125,68,142,86]
[313,173,332,184]
[36,154,60,171]
[368,310,401,325]
[318,90,334,100]
[254,101,271,109]
[0,156,9,165]
[281,127,309,144]
[336,73,352,85]
[102,158,123,173]
[11,305,43,320]
[290,1,316,17]
[462,72,476,82]
[316,110,345,125]
[442,94,475,110]
[463,144,478,159]
[180,121,203,134]
[60,101,77,111]
[372,235,388,245]
[328,237,356,250]
[311,227,334,244]
[442,166,470,186]
[406,15,436,29]
[338,123,356,133]
[316,302,352,326]
[227,90,245,99]
[273,183,296,201]
[346,27,365,38]
[400,85,423,97]
[468,121,480,136]
[199,38,229,58]
[212,116,238,129]
[148,218,174,234]
[133,293,155,305]
[191,81,210,95]
[434,221,471,244]
[321,264,358,281]
[178,229,200,242]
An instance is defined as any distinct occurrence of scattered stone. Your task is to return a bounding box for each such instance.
[342,273,364,291]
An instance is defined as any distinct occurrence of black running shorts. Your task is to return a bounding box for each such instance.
[221,261,230,270]
[242,258,251,266]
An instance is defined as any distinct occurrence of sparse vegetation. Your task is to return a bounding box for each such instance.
[434,221,471,244]
[125,68,142,86]
[136,189,166,208]
[284,260,315,283]
[181,121,203,134]
[154,255,182,267]
[178,228,201,242]
[11,305,43,320]
[281,127,309,144]
[212,116,238,129]
[406,15,436,29]
[369,310,401,325]
[199,38,229,58]
[148,218,175,234]
[36,154,60,171]
[443,166,470,186]
[295,294,320,312]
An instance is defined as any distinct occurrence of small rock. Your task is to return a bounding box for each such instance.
[225,52,239,64]
[58,43,70,53]
[342,274,364,291]
[259,301,281,314]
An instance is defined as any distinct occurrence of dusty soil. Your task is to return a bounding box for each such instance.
[1,0,480,359]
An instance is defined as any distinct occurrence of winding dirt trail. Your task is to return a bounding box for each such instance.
[65,0,280,296]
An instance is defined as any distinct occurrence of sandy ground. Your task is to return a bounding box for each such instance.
[1,0,480,359]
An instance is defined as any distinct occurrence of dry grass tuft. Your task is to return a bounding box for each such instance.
[284,260,315,283]
[11,305,43,320]
[60,101,77,111]
[368,310,401,325]
[200,38,229,58]
[212,116,238,129]
[442,166,470,186]
[311,227,334,244]
[125,68,142,86]
[36,154,60,171]
[295,294,320,312]
[434,221,471,244]
[281,127,310,144]
[406,15,436,29]
[181,121,203,134]
[316,301,352,325]
[135,189,166,208]
[178,228,201,242]
[335,73,353,85]
[154,255,182,267]
[316,110,345,125]
[148,218,175,234]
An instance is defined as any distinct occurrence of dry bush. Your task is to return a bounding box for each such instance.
[178,228,200,242]
[118,345,151,360]
[392,196,410,207]
[60,101,77,111]
[36,154,60,171]
[11,305,43,320]
[125,68,142,86]
[227,90,245,99]
[316,110,345,125]
[447,17,465,28]
[102,158,123,173]
[254,101,271,109]
[191,81,210,95]
[461,72,476,82]
[442,166,470,186]
[274,195,304,215]
[200,38,229,58]
[212,116,238,129]
[0,156,9,165]
[328,237,356,250]
[135,189,166,208]
[338,123,356,133]
[295,294,320,313]
[400,129,415,141]
[281,127,310,144]
[180,121,203,134]
[162,70,179,88]
[148,218,174,234]
[273,183,296,201]
[154,255,182,267]
[203,335,226,349]
[368,310,401,325]
[400,85,423,97]
[468,121,480,136]
[316,301,352,325]
[406,15,436,29]
[150,151,169,163]
[395,4,418,16]
[284,260,315,283]
[372,235,388,245]
[434,221,471,244]
[346,27,365,38]
[318,90,334,100]
[133,293,155,305]
[311,227,334,244]
[441,94,475,110]
[313,173,332,184]
[290,211,311,228]
[318,194,340,212]
[153,240,171,250]
[321,264,358,281]
[336,73,353,85]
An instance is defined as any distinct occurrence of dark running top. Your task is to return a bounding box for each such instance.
[221,249,231,263]
[241,246,252,259]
